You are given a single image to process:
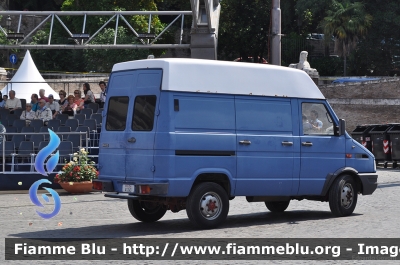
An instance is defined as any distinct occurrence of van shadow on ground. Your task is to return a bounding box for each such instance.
[9,210,360,238]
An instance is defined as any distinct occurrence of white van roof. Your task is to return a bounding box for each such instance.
[112,58,325,99]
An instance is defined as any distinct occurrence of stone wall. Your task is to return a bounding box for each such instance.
[318,78,400,133]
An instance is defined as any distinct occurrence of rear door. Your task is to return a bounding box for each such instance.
[99,69,162,184]
[99,71,132,180]
[125,69,162,182]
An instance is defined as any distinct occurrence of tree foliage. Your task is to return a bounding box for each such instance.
[320,1,372,57]
[218,0,271,62]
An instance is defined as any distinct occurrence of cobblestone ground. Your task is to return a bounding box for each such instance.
[0,168,399,265]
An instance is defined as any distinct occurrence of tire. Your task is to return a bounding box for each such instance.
[186,182,229,229]
[265,201,290,212]
[127,199,167,222]
[329,175,358,217]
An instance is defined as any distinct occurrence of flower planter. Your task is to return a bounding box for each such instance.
[59,181,93,194]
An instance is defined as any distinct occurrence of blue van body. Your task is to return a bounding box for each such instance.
[94,59,378,228]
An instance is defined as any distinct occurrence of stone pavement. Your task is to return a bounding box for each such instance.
[0,168,399,265]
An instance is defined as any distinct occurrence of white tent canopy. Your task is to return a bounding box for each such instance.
[1,50,59,101]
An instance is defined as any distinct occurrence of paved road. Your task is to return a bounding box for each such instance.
[1,168,399,264]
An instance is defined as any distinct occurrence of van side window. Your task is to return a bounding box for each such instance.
[302,103,334,135]
[106,96,129,131]
[132,95,157,131]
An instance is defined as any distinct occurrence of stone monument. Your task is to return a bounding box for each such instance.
[289,51,319,84]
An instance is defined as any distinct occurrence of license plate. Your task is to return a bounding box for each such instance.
[122,184,135,193]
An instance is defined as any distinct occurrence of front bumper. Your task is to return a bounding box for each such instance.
[358,173,378,195]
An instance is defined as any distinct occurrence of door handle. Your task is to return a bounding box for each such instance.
[302,142,313,147]
[128,137,136,143]
[239,140,251,145]
[281,141,293,146]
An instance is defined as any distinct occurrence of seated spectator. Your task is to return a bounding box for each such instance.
[83,83,95,108]
[35,99,52,125]
[39,89,49,102]
[62,95,77,116]
[20,103,36,125]
[73,90,84,110]
[58,90,68,111]
[3,95,7,102]
[5,90,22,114]
[31,93,39,111]
[46,94,60,118]
[0,92,4,108]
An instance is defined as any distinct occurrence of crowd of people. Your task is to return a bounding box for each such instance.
[0,81,106,125]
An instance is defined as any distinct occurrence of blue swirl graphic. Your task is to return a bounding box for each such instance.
[35,129,60,176]
[29,179,61,219]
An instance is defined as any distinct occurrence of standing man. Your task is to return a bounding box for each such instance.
[35,99,52,125]
[46,94,60,118]
[5,90,22,114]
[31,93,39,111]
[39,89,49,102]
[99,81,106,108]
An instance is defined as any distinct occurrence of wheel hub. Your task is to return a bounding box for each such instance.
[341,184,353,209]
[200,193,221,220]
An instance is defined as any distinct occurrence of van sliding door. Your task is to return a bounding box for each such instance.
[235,97,298,196]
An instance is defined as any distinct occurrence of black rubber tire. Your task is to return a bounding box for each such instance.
[265,201,290,212]
[329,175,358,217]
[186,182,229,229]
[127,199,167,222]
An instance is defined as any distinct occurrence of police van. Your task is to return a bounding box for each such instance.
[93,58,378,229]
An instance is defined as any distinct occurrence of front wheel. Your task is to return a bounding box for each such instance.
[127,199,167,222]
[329,175,358,217]
[186,182,229,229]
[265,201,290,212]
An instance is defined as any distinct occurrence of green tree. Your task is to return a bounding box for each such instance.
[218,0,271,62]
[295,0,334,35]
[320,0,372,75]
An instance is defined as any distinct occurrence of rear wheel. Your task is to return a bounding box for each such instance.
[265,201,290,212]
[127,199,167,222]
[329,175,358,217]
[186,182,229,229]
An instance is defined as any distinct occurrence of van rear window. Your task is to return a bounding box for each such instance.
[106,96,129,131]
[132,95,157,131]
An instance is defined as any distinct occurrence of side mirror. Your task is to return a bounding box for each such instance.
[334,119,346,136]
[338,119,346,136]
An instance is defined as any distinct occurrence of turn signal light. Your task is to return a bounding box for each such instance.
[92,181,102,190]
[140,185,151,194]
[346,154,352,158]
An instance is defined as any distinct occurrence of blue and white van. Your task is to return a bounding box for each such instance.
[93,58,378,229]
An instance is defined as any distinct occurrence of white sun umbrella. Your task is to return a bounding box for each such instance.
[1,50,60,101]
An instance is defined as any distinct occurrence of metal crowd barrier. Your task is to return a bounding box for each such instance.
[0,131,90,174]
